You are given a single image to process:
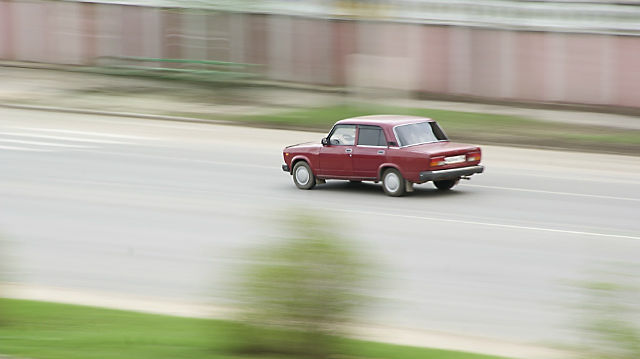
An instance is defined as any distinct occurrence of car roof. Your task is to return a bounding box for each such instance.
[335,115,434,127]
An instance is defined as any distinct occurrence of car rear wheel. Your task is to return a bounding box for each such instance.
[292,161,316,190]
[433,179,459,190]
[382,169,406,197]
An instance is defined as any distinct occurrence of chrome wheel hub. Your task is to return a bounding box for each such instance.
[295,166,310,185]
[385,172,400,192]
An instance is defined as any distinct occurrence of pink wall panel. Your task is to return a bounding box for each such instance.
[228,12,246,63]
[81,2,97,63]
[2,1,639,108]
[54,1,84,64]
[181,11,207,60]
[266,15,293,81]
[0,0,14,60]
[42,1,56,62]
[356,22,409,58]
[381,23,410,58]
[563,34,605,104]
[355,22,378,55]
[245,14,268,65]
[332,20,357,86]
[162,9,182,61]
[613,36,640,108]
[310,19,334,85]
[140,7,162,59]
[14,0,46,62]
[41,1,55,61]
[514,32,546,102]
[470,29,503,98]
[122,5,143,57]
[292,17,312,83]
[96,4,123,58]
[420,26,450,93]
[290,18,333,84]
[206,12,231,62]
[448,26,471,94]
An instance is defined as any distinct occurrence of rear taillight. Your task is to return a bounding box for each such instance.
[466,151,481,162]
[430,156,445,167]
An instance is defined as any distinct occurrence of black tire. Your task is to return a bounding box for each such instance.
[292,161,316,190]
[382,169,406,197]
[433,179,459,190]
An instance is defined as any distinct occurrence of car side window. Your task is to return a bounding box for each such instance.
[357,125,387,146]
[329,125,356,145]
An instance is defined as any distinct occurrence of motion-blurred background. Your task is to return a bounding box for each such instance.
[1,1,640,359]
[2,0,640,107]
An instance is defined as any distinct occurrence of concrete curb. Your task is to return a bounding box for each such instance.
[0,102,233,126]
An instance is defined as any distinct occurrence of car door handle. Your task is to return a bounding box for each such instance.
[377,150,385,155]
[345,148,352,153]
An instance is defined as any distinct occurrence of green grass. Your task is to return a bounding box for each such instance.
[0,298,509,359]
[223,104,533,130]
[190,104,640,155]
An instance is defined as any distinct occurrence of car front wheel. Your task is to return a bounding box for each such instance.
[292,161,316,190]
[433,179,459,190]
[382,169,406,197]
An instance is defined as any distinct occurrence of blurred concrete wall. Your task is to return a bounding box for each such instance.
[1,0,639,108]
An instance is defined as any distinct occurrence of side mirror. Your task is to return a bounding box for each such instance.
[321,137,329,146]
[387,141,398,147]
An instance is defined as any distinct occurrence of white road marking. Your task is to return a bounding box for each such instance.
[16,128,149,140]
[335,208,640,240]
[0,139,95,149]
[0,144,54,152]
[486,168,640,185]
[2,175,636,241]
[83,149,275,169]
[467,184,639,202]
[0,132,130,144]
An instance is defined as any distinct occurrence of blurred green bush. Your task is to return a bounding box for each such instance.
[578,271,640,359]
[0,237,6,327]
[232,212,368,358]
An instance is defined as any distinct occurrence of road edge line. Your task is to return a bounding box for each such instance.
[0,102,232,126]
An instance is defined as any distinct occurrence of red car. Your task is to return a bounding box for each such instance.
[282,115,484,196]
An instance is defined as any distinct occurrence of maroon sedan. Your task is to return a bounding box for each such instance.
[282,115,484,196]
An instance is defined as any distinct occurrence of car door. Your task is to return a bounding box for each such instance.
[352,125,388,178]
[318,124,355,178]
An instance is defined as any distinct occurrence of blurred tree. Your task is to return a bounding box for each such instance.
[233,212,368,358]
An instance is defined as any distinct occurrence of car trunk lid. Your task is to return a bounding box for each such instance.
[406,142,481,170]
[407,141,479,156]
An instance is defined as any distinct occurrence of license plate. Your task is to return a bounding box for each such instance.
[444,155,465,164]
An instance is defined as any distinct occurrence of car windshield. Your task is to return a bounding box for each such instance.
[394,121,448,147]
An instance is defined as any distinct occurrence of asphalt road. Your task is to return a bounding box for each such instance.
[1,107,639,350]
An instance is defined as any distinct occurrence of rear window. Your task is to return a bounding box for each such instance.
[357,125,387,146]
[394,122,448,147]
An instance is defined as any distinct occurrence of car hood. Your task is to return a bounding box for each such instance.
[404,141,480,156]
[285,141,322,150]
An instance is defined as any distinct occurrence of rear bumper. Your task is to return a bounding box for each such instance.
[282,164,290,172]
[419,165,484,182]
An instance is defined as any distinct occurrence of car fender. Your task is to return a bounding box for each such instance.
[290,155,314,174]
[377,163,403,180]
